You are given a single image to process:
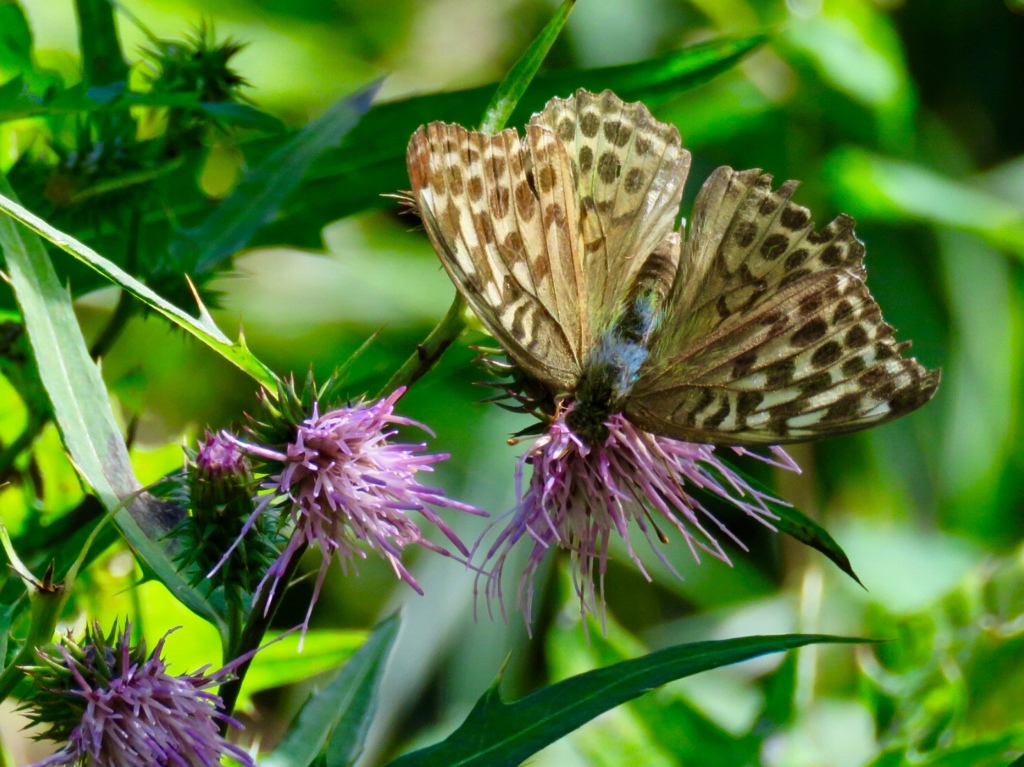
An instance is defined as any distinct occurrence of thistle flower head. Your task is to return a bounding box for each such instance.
[478,410,798,630]
[21,622,253,767]
[222,385,484,634]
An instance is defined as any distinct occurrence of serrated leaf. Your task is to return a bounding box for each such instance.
[384,633,866,767]
[479,0,575,134]
[0,173,223,631]
[170,81,378,275]
[0,189,277,389]
[548,605,761,767]
[261,615,400,767]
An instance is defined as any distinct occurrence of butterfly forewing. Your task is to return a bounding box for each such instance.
[407,122,588,390]
[629,168,939,444]
[529,90,691,334]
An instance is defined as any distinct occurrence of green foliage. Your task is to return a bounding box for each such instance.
[0,0,1021,765]
[387,633,864,767]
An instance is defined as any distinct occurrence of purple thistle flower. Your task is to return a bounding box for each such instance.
[478,410,799,630]
[24,624,253,767]
[221,388,483,633]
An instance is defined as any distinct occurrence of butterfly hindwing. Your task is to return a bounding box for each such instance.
[629,168,939,445]
[407,122,588,390]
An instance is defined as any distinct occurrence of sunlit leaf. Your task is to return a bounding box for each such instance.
[479,0,575,134]
[825,146,1024,258]
[239,629,367,706]
[0,189,277,389]
[0,173,222,630]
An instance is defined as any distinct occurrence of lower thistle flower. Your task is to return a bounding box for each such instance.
[220,386,483,633]
[21,622,254,767]
[478,409,799,629]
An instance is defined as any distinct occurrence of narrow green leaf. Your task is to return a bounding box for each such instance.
[0,80,285,125]
[261,615,400,767]
[74,0,128,87]
[0,190,277,389]
[385,633,866,767]
[772,503,862,586]
[170,80,380,275]
[479,0,575,134]
[196,101,286,133]
[0,173,223,630]
[718,460,862,586]
[547,607,761,767]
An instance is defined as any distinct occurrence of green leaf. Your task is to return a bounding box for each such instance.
[74,0,128,87]
[479,0,575,134]
[261,615,400,767]
[195,101,287,133]
[547,604,761,767]
[384,633,866,767]
[0,173,223,631]
[719,460,862,586]
[0,189,277,390]
[170,80,380,275]
[867,736,1024,767]
[825,146,1024,259]
[0,80,284,125]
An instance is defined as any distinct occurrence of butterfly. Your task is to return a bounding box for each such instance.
[405,89,940,446]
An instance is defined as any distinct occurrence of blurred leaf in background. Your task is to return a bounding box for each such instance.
[0,0,1023,765]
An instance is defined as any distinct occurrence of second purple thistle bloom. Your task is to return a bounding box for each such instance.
[221,387,484,633]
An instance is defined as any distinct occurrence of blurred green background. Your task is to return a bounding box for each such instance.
[2,0,1023,765]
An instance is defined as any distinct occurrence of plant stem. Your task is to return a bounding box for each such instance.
[379,293,467,397]
[217,542,308,723]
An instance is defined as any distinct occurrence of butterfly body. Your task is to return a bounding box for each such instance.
[569,273,666,443]
[406,90,939,446]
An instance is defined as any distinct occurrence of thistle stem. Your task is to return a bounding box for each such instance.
[378,293,467,397]
[217,542,308,724]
